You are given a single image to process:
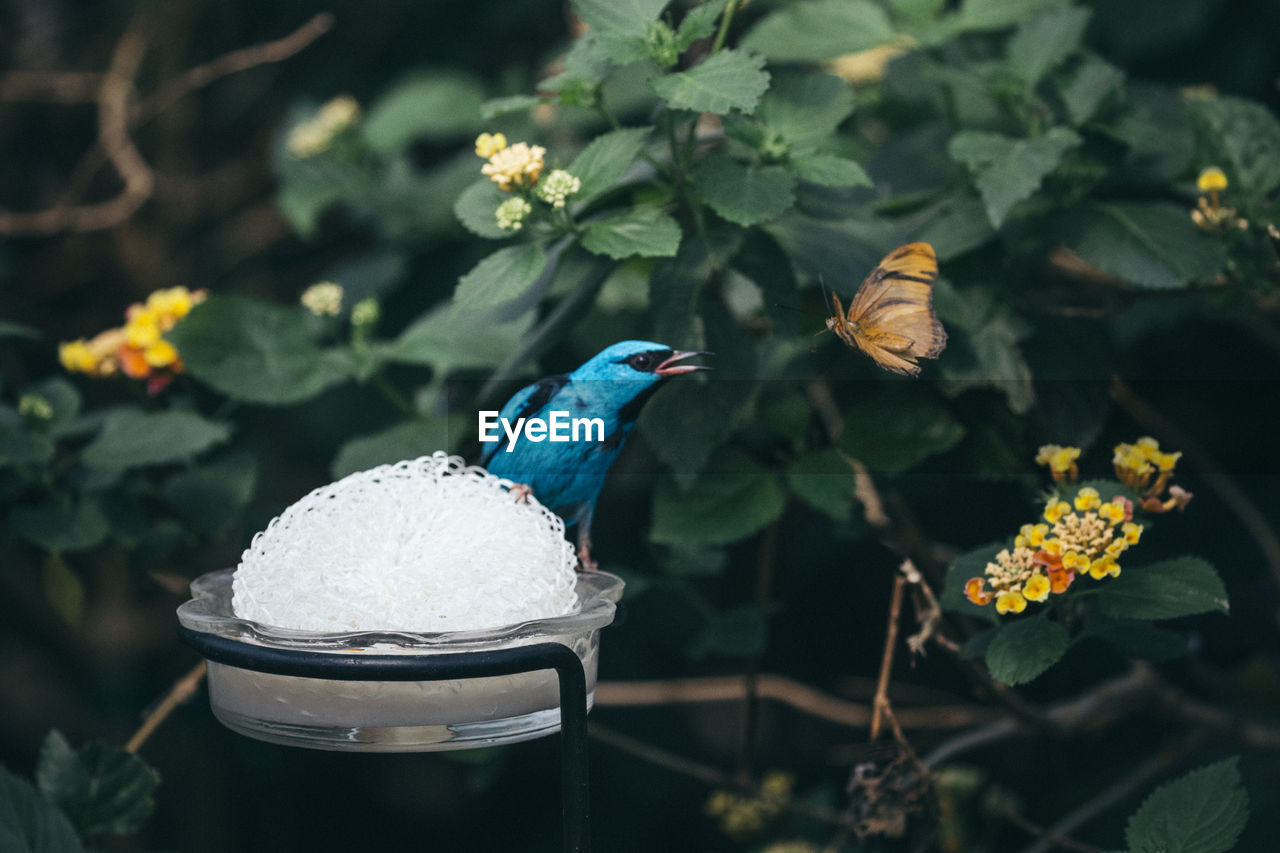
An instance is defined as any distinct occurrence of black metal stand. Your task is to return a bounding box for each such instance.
[178,626,594,853]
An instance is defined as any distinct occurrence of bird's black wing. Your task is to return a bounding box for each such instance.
[478,373,570,465]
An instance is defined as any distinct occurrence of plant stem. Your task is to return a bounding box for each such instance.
[711,0,742,55]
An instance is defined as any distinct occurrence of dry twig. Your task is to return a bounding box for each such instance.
[125,660,207,754]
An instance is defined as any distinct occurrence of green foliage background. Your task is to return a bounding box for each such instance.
[1,0,1279,850]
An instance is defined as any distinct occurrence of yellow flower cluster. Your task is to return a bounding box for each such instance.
[1035,444,1080,482]
[478,135,546,192]
[1114,436,1192,512]
[704,771,794,840]
[59,287,205,394]
[966,476,1144,614]
[287,95,361,158]
[300,281,344,317]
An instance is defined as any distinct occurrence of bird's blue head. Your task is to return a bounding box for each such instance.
[570,340,710,383]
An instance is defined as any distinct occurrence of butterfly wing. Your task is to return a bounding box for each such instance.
[843,242,947,376]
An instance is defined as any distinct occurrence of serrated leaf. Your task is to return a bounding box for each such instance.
[790,153,872,188]
[1189,95,1280,202]
[1125,758,1248,853]
[1095,557,1229,621]
[694,156,796,226]
[1059,202,1226,289]
[0,762,84,853]
[675,0,729,51]
[1057,54,1125,126]
[741,0,895,61]
[35,730,160,838]
[168,295,348,405]
[985,615,1069,685]
[949,127,1081,227]
[389,302,535,375]
[581,207,682,259]
[650,49,770,115]
[840,389,965,474]
[10,498,108,553]
[756,70,856,149]
[650,449,786,545]
[453,243,548,308]
[689,605,771,659]
[1006,5,1091,89]
[361,72,486,154]
[331,419,449,478]
[454,179,511,239]
[162,452,258,537]
[81,409,230,470]
[568,126,652,202]
[572,0,670,39]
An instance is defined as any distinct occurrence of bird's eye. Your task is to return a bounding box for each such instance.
[627,352,656,371]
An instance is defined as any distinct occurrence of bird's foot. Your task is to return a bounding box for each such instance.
[508,482,532,503]
[576,541,598,572]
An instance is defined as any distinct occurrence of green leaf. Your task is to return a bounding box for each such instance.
[1059,202,1226,289]
[1189,95,1280,202]
[567,126,653,202]
[330,419,448,479]
[955,0,1061,31]
[650,449,786,546]
[454,179,511,239]
[35,730,159,838]
[790,153,872,188]
[661,545,728,578]
[389,302,535,376]
[11,498,108,553]
[361,72,486,154]
[28,378,82,437]
[168,295,348,405]
[839,389,965,474]
[0,762,84,853]
[1057,54,1125,127]
[1125,758,1248,853]
[0,416,55,467]
[581,207,682,259]
[948,127,1081,227]
[689,605,771,659]
[693,156,796,226]
[453,243,548,308]
[756,70,855,150]
[1080,613,1188,662]
[941,542,1003,623]
[572,0,670,39]
[984,615,1069,685]
[741,0,895,61]
[42,555,84,626]
[649,225,742,347]
[162,452,258,537]
[650,49,770,115]
[675,0,729,51]
[787,449,858,523]
[1005,4,1091,89]
[81,409,229,470]
[638,379,745,488]
[909,191,995,260]
[1095,557,1229,621]
[480,94,542,120]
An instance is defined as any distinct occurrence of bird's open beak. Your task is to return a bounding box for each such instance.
[655,350,712,376]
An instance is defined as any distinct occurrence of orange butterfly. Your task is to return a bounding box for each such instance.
[825,242,947,376]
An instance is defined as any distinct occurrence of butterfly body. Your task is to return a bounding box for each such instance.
[825,242,947,376]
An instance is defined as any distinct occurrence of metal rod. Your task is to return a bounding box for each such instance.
[178,626,592,852]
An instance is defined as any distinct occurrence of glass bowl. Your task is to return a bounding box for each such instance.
[177,568,624,752]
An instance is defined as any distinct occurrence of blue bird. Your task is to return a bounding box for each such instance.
[479,340,709,569]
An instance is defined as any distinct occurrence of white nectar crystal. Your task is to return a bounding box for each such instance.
[232,452,578,632]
